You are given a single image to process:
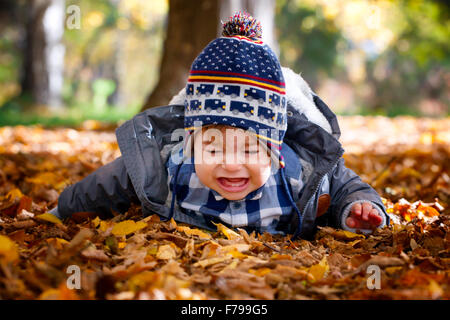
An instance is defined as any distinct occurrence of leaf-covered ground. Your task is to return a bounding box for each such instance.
[0,116,449,300]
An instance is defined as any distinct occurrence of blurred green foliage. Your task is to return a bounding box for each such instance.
[276,0,449,116]
[276,0,344,87]
[0,0,166,126]
[0,0,448,127]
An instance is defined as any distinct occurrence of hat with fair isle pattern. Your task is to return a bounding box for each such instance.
[184,11,287,166]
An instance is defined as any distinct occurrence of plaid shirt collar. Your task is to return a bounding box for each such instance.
[166,143,303,233]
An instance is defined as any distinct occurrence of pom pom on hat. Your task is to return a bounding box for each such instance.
[222,11,262,40]
[185,10,287,168]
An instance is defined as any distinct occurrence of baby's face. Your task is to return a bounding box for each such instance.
[193,126,272,201]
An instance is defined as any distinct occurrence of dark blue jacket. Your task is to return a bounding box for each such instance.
[52,90,388,239]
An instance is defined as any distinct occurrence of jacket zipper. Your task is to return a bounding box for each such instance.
[293,148,344,238]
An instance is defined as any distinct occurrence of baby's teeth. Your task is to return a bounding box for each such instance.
[224,179,246,187]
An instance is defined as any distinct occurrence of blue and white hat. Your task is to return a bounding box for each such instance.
[184,11,287,167]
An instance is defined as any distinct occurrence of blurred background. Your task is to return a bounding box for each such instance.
[0,0,448,127]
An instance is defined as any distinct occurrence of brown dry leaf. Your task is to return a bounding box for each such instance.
[81,246,110,262]
[156,244,178,260]
[0,119,448,300]
[193,256,231,268]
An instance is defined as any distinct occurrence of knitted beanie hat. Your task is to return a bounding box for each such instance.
[183,11,287,167]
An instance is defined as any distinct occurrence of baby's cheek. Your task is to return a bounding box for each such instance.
[195,163,214,187]
[252,164,271,187]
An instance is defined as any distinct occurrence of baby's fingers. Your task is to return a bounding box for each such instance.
[369,209,383,226]
[362,202,373,221]
[346,216,357,228]
[351,203,362,218]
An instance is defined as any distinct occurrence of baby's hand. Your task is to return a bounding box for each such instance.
[345,202,383,230]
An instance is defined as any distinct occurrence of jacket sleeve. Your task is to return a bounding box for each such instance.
[50,156,140,219]
[326,157,389,231]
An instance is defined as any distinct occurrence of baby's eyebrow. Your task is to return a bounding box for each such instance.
[245,136,259,146]
[202,138,221,146]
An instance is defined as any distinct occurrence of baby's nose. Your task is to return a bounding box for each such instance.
[221,153,244,171]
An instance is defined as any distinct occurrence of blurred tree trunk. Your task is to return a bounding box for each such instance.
[141,0,276,110]
[21,0,65,107]
[141,0,219,110]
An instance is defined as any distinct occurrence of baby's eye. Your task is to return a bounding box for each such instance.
[206,149,222,154]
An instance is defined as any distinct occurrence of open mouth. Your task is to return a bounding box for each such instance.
[217,177,249,192]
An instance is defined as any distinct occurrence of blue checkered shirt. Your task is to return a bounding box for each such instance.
[165,143,304,234]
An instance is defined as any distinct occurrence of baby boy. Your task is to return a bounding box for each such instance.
[50,12,388,239]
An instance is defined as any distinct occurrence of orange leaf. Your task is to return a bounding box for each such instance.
[249,268,272,277]
[213,222,241,240]
[177,226,212,240]
[16,196,32,214]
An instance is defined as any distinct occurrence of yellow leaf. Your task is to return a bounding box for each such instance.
[428,279,443,299]
[46,238,69,250]
[177,226,212,240]
[111,220,147,236]
[118,242,127,249]
[226,248,248,259]
[0,235,19,263]
[348,239,362,247]
[92,216,100,228]
[156,244,177,260]
[220,259,239,272]
[385,266,403,275]
[213,222,241,240]
[26,172,63,187]
[169,218,177,229]
[128,271,158,292]
[308,256,329,282]
[147,246,158,256]
[271,254,292,260]
[99,221,110,232]
[36,213,63,225]
[335,230,365,240]
[6,188,23,201]
[249,268,272,277]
